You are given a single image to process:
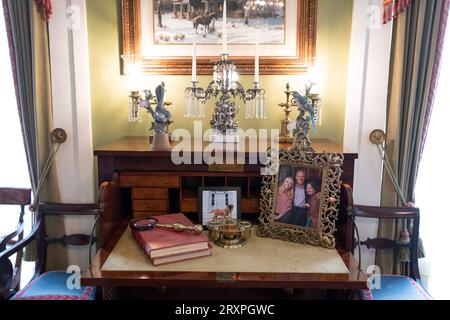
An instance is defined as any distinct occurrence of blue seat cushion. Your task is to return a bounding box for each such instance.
[364,275,432,300]
[11,271,95,300]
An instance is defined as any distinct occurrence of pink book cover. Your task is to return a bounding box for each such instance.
[131,213,209,257]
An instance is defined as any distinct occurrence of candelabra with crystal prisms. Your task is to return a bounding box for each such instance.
[184,54,266,136]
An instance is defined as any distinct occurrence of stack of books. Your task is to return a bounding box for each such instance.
[131,213,211,266]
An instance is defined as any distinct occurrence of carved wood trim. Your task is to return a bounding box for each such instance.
[121,0,317,75]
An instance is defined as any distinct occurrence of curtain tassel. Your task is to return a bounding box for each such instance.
[397,229,411,263]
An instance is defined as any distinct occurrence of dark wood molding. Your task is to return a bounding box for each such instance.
[121,0,318,75]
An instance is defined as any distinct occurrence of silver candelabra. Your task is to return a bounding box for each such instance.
[184,54,266,140]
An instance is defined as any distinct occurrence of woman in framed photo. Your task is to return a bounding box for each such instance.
[305,179,322,228]
[275,177,294,221]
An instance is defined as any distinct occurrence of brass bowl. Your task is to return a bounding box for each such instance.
[207,218,253,248]
[220,220,240,240]
[238,221,252,241]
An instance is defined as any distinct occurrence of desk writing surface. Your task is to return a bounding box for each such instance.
[102,228,349,275]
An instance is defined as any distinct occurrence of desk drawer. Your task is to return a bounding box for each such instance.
[133,200,168,212]
[132,188,167,200]
[121,175,180,188]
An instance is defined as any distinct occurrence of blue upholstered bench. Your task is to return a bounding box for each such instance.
[11,271,95,300]
[363,275,431,300]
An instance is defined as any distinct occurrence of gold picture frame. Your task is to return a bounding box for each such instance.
[257,148,344,249]
[121,0,317,75]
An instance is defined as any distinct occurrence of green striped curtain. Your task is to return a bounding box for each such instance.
[377,0,449,275]
[3,0,60,204]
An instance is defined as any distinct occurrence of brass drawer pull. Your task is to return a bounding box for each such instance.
[216,272,237,284]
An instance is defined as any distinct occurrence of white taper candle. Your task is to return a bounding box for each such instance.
[192,31,197,82]
[255,29,260,83]
[222,0,227,54]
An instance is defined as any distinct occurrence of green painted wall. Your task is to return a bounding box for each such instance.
[87,0,353,149]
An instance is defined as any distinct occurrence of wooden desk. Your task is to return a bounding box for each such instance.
[83,137,365,299]
[82,224,367,299]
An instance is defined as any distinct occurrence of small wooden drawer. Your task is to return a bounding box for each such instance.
[180,199,197,213]
[133,200,168,212]
[133,212,168,219]
[132,188,167,200]
[121,175,180,188]
[241,199,260,214]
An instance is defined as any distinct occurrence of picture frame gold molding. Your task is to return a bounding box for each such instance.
[257,148,344,249]
[121,0,318,75]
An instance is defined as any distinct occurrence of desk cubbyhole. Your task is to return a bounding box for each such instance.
[204,176,225,187]
[249,177,262,199]
[168,188,180,213]
[227,177,248,198]
[181,177,202,199]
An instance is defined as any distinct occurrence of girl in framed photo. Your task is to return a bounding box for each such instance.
[275,177,294,221]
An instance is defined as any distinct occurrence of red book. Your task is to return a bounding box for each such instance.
[131,213,211,265]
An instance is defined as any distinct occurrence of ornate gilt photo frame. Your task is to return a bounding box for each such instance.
[121,0,317,75]
[257,148,344,249]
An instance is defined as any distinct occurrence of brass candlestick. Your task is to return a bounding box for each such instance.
[278,83,296,143]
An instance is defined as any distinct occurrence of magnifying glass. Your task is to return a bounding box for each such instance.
[129,218,204,235]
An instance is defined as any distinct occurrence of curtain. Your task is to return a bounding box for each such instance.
[2,0,59,204]
[3,0,61,265]
[377,0,449,274]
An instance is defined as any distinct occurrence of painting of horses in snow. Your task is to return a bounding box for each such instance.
[153,0,286,45]
[123,0,317,74]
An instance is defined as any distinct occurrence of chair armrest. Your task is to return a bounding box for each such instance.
[353,205,419,219]
[0,222,25,252]
[0,219,41,262]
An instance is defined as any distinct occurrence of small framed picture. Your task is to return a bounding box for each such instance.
[198,187,241,226]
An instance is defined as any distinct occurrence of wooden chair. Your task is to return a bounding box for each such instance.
[0,182,110,300]
[0,188,32,297]
[345,185,431,300]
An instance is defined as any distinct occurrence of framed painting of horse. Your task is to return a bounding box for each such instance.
[122,0,317,75]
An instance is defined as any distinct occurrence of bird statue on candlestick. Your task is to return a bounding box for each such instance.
[140,83,173,134]
[291,91,316,151]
